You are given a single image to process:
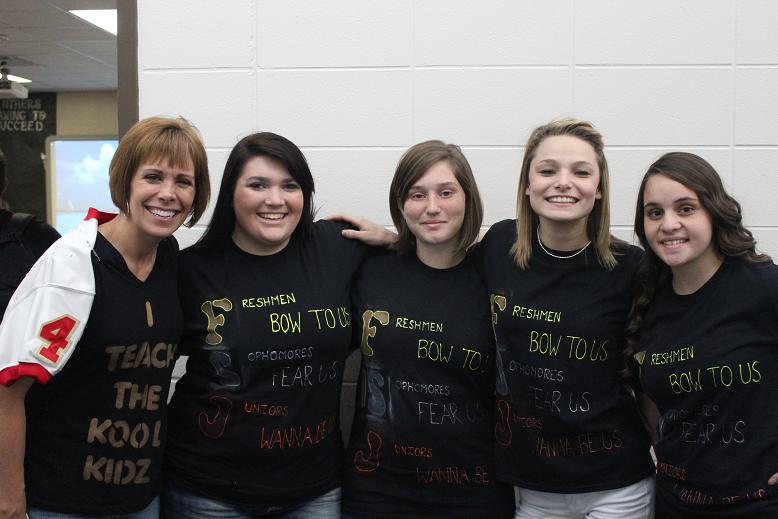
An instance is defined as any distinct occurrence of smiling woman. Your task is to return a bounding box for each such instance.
[641,174,718,292]
[162,132,395,519]
[231,155,304,256]
[628,152,778,518]
[524,134,602,241]
[477,119,655,519]
[0,116,210,519]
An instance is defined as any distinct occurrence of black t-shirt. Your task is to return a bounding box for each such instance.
[25,233,181,514]
[343,251,515,519]
[477,219,654,492]
[638,260,778,518]
[0,209,60,320]
[165,220,369,510]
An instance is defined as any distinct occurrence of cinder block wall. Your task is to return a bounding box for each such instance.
[137,0,778,436]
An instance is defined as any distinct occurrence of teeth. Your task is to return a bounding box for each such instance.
[663,239,687,245]
[548,196,577,203]
[259,213,285,220]
[148,207,176,218]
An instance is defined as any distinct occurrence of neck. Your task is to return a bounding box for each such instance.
[415,243,465,269]
[99,214,160,280]
[671,253,724,295]
[537,219,590,251]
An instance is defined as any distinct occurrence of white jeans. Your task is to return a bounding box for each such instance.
[514,476,654,519]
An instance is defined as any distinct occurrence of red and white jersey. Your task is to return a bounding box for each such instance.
[0,209,115,385]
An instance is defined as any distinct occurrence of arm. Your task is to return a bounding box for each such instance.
[0,377,33,519]
[326,213,398,248]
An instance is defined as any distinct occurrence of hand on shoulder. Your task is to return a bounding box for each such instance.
[325,212,398,248]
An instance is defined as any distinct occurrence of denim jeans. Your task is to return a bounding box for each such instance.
[27,497,159,519]
[161,485,340,519]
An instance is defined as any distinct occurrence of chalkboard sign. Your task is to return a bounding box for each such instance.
[0,93,56,219]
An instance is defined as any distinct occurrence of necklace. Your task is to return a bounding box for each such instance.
[536,227,591,259]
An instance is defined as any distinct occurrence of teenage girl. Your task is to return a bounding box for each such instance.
[341,140,514,519]
[628,152,778,518]
[162,132,393,518]
[477,119,655,518]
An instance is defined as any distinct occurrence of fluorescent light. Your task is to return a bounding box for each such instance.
[7,74,31,83]
[69,9,118,36]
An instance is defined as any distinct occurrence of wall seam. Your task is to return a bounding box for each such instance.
[729,0,738,194]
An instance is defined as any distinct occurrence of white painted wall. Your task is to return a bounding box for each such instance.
[136,0,778,256]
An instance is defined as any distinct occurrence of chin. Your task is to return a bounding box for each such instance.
[659,255,685,268]
[260,231,292,244]
[142,229,175,241]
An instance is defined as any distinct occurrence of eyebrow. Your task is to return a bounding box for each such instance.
[643,196,699,208]
[409,181,459,189]
[534,159,594,168]
[141,166,194,176]
[243,175,297,183]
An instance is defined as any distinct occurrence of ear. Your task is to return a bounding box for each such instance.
[525,185,530,196]
[595,189,602,200]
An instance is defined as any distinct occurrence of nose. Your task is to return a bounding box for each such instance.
[425,194,441,214]
[660,212,681,232]
[158,178,176,201]
[266,186,283,205]
[554,170,573,189]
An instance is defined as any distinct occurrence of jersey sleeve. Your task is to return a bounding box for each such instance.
[0,220,97,386]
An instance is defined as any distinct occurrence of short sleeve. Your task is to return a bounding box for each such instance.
[0,221,97,386]
[314,219,374,274]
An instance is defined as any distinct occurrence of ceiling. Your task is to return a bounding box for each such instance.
[0,0,117,92]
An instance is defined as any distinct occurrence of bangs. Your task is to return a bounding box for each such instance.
[139,130,197,171]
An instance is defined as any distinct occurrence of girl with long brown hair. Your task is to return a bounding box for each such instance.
[628,152,778,518]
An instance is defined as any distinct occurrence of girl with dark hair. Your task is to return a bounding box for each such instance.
[477,119,655,518]
[162,132,394,518]
[628,151,778,518]
[340,140,514,519]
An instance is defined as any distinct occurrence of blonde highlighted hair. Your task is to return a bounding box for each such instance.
[511,118,618,270]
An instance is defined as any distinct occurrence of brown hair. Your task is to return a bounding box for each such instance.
[109,116,210,227]
[389,140,483,255]
[511,118,619,269]
[624,151,772,377]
